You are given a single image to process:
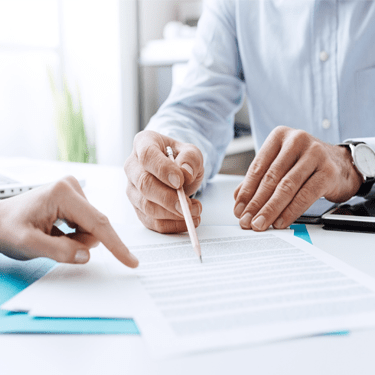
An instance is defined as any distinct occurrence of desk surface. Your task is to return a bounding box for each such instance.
[1,158,375,375]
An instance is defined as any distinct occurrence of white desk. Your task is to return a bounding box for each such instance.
[1,158,375,375]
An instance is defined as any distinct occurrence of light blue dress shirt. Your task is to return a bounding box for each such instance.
[147,0,375,189]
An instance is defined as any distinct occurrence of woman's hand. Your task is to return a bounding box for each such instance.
[0,176,138,267]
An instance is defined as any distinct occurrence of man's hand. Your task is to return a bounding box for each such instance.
[233,126,363,231]
[124,130,204,233]
[0,176,139,267]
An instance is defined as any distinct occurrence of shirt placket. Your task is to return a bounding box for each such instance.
[311,0,340,144]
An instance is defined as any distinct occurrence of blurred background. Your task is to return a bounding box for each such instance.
[0,0,253,174]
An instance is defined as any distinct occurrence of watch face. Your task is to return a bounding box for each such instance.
[353,144,375,178]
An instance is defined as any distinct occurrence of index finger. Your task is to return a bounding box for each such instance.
[57,184,139,268]
[234,133,282,217]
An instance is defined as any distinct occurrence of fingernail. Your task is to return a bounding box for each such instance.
[75,250,89,264]
[168,173,180,189]
[129,253,139,266]
[181,163,194,177]
[192,204,200,217]
[175,201,183,215]
[274,217,284,229]
[234,202,246,218]
[194,217,201,226]
[252,215,266,231]
[240,213,252,229]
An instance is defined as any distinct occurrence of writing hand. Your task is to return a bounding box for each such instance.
[234,126,362,231]
[124,130,204,233]
[0,176,138,267]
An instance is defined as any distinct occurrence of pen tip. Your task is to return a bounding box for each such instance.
[200,255,202,263]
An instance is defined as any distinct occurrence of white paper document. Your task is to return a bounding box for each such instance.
[125,227,375,357]
[4,225,375,358]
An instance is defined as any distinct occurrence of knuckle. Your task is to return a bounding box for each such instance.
[308,141,325,157]
[294,129,309,140]
[50,178,72,198]
[249,159,265,179]
[154,220,172,234]
[159,189,175,208]
[295,187,315,207]
[270,125,293,141]
[262,169,279,187]
[93,213,110,230]
[196,166,205,182]
[184,144,203,164]
[137,172,153,195]
[278,177,296,196]
[272,125,288,137]
[237,186,252,203]
[134,207,149,227]
[133,130,147,146]
[63,175,79,186]
[54,249,72,263]
[281,205,296,223]
[154,158,168,180]
[261,201,279,217]
[142,198,156,217]
[247,197,263,212]
[288,129,309,149]
[138,144,153,166]
[287,129,310,151]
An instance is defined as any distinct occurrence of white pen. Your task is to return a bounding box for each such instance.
[166,146,202,263]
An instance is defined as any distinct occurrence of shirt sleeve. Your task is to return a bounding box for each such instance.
[146,0,246,190]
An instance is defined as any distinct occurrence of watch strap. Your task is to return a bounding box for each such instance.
[356,178,375,196]
[337,141,375,197]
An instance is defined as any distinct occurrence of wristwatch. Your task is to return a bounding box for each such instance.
[338,141,375,196]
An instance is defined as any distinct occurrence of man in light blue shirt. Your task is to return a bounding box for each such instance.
[125,0,375,233]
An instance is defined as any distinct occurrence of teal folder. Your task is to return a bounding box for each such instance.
[0,255,139,334]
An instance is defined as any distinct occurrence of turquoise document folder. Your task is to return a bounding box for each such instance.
[0,255,139,334]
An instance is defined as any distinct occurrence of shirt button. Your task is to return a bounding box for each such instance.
[322,119,331,129]
[319,50,329,62]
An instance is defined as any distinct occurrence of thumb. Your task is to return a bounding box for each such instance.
[174,143,204,187]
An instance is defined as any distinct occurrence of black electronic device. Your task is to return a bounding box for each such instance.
[294,198,337,224]
[322,196,375,232]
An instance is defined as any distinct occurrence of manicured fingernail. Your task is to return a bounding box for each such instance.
[175,201,183,215]
[252,215,266,231]
[234,202,246,218]
[181,163,194,177]
[75,250,89,264]
[168,173,180,189]
[274,217,284,229]
[240,213,252,229]
[192,204,200,216]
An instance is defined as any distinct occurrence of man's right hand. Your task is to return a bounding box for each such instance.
[124,130,204,233]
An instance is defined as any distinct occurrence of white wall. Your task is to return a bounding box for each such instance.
[0,0,59,160]
[0,0,139,165]
[60,0,139,165]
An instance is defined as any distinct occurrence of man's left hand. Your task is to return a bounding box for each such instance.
[233,126,363,231]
